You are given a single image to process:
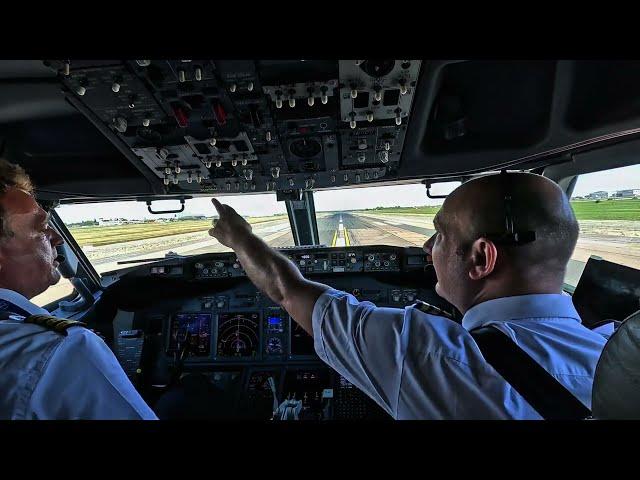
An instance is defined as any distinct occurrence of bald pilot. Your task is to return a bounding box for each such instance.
[209,172,608,419]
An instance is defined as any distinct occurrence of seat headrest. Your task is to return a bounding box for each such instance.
[592,309,640,419]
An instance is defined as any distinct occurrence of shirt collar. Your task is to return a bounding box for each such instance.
[461,293,582,331]
[0,288,48,316]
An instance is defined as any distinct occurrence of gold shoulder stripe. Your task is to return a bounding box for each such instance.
[24,314,87,335]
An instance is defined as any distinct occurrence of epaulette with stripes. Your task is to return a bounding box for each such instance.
[24,314,87,335]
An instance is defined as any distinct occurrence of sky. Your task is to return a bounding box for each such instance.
[571,164,640,197]
[55,165,640,223]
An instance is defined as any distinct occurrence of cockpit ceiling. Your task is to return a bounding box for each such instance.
[2,60,640,201]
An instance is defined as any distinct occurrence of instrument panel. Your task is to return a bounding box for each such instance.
[127,246,447,364]
[109,245,451,419]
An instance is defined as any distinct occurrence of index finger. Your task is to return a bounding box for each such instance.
[211,197,225,215]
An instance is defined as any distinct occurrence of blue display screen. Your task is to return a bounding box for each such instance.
[267,315,284,333]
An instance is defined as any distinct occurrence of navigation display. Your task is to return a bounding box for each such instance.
[217,312,260,358]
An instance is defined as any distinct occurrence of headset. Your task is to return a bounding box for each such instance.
[481,170,536,246]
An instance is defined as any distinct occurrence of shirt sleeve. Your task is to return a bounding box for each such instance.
[312,288,409,417]
[30,327,158,420]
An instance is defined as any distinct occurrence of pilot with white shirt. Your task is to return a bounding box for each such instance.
[209,172,609,419]
[0,158,157,420]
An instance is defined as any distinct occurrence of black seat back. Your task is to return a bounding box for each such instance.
[592,309,640,419]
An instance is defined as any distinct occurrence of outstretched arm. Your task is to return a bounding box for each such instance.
[209,198,328,335]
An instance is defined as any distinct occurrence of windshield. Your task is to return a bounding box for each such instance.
[56,193,294,275]
[314,183,457,248]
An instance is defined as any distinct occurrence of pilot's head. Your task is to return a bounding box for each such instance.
[0,159,64,299]
[423,172,579,314]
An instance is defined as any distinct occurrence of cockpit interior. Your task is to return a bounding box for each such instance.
[1,59,639,420]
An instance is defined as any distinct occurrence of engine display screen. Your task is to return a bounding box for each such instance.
[217,312,260,358]
[291,322,316,356]
[168,313,212,356]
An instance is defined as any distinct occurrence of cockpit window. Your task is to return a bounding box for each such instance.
[313,183,456,248]
[55,193,294,275]
[566,164,640,287]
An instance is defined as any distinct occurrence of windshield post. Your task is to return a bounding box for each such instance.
[285,191,320,246]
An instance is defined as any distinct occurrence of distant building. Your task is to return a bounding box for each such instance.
[612,189,640,198]
[585,191,609,200]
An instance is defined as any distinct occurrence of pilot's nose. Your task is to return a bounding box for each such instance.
[423,233,435,255]
[50,228,64,247]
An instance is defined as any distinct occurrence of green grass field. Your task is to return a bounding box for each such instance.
[569,198,640,221]
[69,215,288,247]
[352,199,640,221]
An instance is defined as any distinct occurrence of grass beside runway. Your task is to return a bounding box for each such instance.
[569,199,640,221]
[69,215,288,247]
[352,198,640,221]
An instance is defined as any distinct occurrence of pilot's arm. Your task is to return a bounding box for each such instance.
[209,198,329,336]
[30,326,158,420]
[209,199,406,415]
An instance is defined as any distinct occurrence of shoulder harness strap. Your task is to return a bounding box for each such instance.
[470,326,591,420]
[24,314,87,336]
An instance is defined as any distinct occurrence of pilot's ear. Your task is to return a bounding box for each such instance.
[468,238,498,281]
